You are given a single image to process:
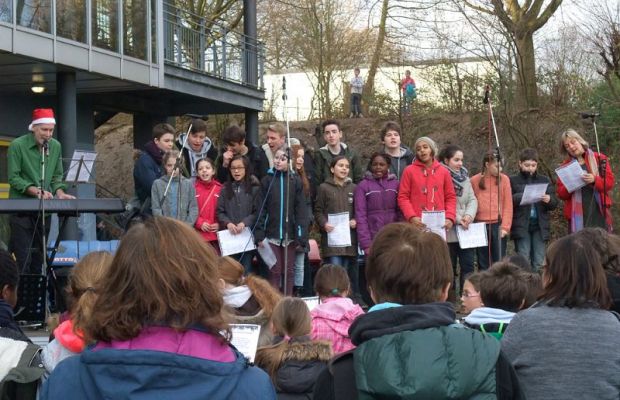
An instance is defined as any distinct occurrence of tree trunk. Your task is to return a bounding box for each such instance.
[363,0,388,111]
[514,33,538,109]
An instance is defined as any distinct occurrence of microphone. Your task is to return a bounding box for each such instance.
[580,112,600,119]
[282,77,287,101]
[483,85,490,105]
[42,140,49,156]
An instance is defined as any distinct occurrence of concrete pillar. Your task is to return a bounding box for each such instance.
[133,113,169,148]
[245,110,259,146]
[56,72,79,240]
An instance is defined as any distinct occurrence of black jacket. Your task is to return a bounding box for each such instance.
[509,171,558,240]
[254,170,308,245]
[313,303,524,400]
[216,178,261,229]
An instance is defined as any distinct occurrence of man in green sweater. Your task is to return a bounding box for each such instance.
[7,108,74,274]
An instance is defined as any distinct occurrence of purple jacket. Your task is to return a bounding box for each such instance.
[354,172,400,251]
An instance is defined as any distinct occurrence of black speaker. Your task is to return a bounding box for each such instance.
[14,274,46,323]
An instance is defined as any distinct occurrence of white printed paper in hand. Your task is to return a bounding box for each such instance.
[327,212,351,247]
[217,228,256,256]
[257,238,277,269]
[555,161,586,193]
[302,296,320,311]
[422,211,446,241]
[520,183,549,206]
[457,222,488,249]
[230,324,261,363]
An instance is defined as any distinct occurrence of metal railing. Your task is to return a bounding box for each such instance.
[163,3,264,90]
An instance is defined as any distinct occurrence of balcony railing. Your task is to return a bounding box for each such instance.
[163,2,264,90]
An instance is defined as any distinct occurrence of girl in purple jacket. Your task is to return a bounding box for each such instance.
[354,152,400,254]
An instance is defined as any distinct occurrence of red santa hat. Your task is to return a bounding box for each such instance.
[28,108,56,131]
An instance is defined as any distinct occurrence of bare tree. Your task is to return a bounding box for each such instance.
[464,0,563,109]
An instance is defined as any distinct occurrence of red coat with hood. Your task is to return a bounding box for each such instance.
[194,178,222,242]
[397,159,457,223]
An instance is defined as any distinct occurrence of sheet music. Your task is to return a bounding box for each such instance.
[327,212,352,247]
[217,228,256,256]
[302,296,320,311]
[422,210,446,240]
[555,161,586,193]
[257,238,277,269]
[520,183,549,206]
[65,150,97,182]
[456,222,488,249]
[230,324,261,362]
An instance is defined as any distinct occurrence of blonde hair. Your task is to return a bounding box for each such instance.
[69,251,114,338]
[559,129,589,157]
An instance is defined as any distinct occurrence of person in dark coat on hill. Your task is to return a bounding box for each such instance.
[313,223,523,400]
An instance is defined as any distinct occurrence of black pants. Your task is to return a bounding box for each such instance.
[9,214,50,274]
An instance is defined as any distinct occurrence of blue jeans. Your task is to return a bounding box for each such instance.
[514,229,545,272]
[324,256,359,296]
[448,242,475,294]
[476,222,507,270]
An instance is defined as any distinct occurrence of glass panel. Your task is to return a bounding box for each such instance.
[56,0,86,42]
[92,0,118,51]
[123,0,147,60]
[0,0,11,23]
[151,0,156,62]
[16,0,52,32]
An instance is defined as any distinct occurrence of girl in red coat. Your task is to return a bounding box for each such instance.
[556,129,614,232]
[194,158,222,253]
[397,136,456,232]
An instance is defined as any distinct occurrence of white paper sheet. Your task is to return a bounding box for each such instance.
[65,150,97,182]
[230,324,261,362]
[217,227,256,256]
[456,222,488,249]
[422,210,446,240]
[302,296,320,311]
[520,183,549,206]
[327,212,352,247]
[257,238,277,269]
[555,161,586,193]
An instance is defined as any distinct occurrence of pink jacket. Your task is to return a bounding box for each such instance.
[310,297,364,354]
[397,159,457,223]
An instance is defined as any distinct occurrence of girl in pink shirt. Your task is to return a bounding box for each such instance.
[310,264,365,354]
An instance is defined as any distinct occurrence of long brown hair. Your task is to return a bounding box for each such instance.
[69,251,114,337]
[256,297,314,380]
[541,233,611,309]
[83,217,230,342]
[291,144,310,197]
[218,256,282,317]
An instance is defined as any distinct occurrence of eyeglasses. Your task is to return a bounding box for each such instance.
[230,167,245,171]
[275,155,289,162]
[461,292,480,298]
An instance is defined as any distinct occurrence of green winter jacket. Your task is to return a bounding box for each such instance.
[314,144,364,187]
[352,303,502,400]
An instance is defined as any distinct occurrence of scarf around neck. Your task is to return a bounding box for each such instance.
[442,162,469,197]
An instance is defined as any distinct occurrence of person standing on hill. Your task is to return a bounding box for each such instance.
[350,68,364,118]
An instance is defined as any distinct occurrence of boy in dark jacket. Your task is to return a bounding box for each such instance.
[176,118,218,178]
[133,123,176,214]
[216,125,267,183]
[510,148,557,271]
[313,223,524,400]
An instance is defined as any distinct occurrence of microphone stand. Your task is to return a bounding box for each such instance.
[587,113,609,231]
[282,76,293,295]
[163,124,192,219]
[483,85,503,263]
[39,141,48,276]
